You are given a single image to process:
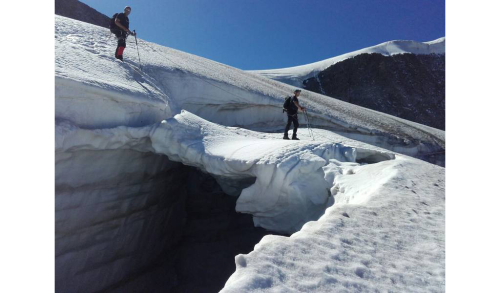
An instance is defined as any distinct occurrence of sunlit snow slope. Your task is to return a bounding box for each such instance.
[55,15,444,293]
[250,37,445,88]
[56,15,444,163]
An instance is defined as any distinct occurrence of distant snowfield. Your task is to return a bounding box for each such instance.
[55,16,444,292]
[250,37,445,87]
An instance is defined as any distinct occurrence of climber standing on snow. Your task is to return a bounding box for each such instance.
[109,6,136,61]
[283,89,306,140]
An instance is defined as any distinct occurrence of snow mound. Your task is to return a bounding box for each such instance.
[251,37,445,87]
[149,111,395,232]
[222,157,445,293]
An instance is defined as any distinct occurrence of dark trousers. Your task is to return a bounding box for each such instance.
[284,114,299,138]
[110,29,127,55]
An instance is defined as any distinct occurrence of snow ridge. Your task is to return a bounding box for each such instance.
[250,37,445,87]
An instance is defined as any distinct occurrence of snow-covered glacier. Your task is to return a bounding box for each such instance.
[55,15,444,292]
[56,16,444,164]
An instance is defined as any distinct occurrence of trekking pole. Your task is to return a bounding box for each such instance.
[133,30,142,71]
[302,111,311,140]
[304,109,315,141]
[308,110,315,140]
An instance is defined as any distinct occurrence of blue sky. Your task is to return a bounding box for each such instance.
[79,0,445,70]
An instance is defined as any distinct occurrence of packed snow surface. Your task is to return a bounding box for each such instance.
[55,15,444,292]
[250,37,445,87]
[222,156,445,292]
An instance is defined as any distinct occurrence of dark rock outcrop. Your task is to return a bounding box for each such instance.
[55,0,110,28]
[303,53,445,130]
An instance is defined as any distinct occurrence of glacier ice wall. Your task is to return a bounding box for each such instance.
[55,150,187,292]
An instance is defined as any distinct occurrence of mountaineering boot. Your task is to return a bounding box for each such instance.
[283,136,290,140]
[115,46,125,60]
[292,136,300,140]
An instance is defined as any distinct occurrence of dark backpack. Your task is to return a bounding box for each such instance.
[109,13,118,29]
[283,96,292,112]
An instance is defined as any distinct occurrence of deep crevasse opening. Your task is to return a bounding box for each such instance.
[55,112,396,292]
[55,148,285,293]
[146,111,396,233]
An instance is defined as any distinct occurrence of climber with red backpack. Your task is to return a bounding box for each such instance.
[109,6,136,61]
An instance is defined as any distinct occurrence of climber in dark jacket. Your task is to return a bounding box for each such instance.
[110,6,136,60]
[284,89,306,140]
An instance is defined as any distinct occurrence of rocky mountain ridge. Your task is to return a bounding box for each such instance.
[303,53,445,130]
[55,0,110,28]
